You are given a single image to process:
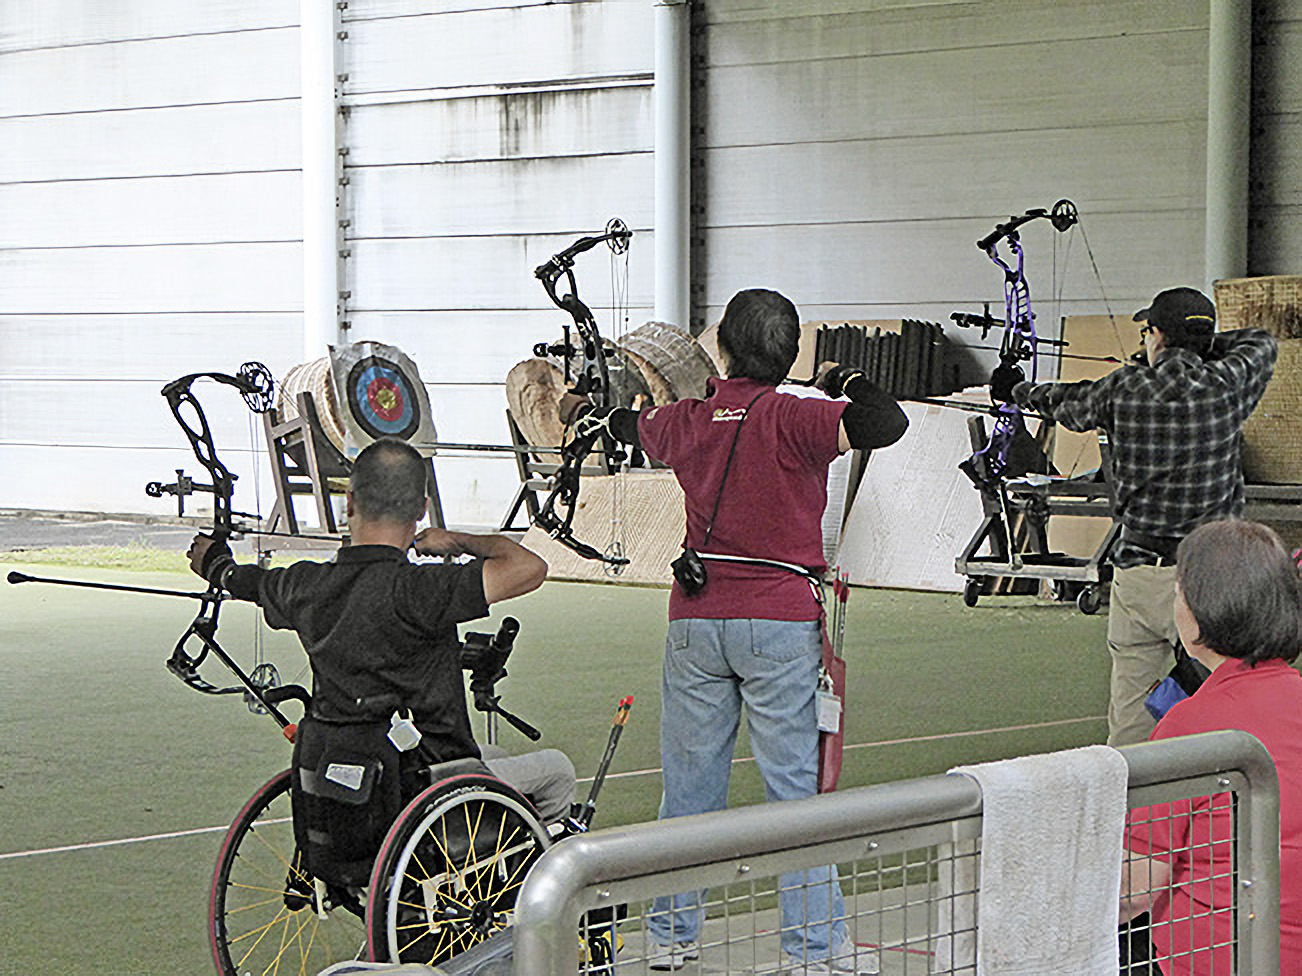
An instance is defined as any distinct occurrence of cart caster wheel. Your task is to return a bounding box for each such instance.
[1077,586,1102,615]
[963,578,981,608]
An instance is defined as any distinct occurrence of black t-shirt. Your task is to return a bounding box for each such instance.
[225,545,490,762]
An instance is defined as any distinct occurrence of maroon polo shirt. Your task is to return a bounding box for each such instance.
[1125,657,1302,975]
[638,376,846,622]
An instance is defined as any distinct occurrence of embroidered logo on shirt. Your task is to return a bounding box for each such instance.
[712,408,747,422]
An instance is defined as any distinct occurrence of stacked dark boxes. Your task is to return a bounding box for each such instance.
[812,320,961,399]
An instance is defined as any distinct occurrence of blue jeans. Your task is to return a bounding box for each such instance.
[646,618,848,959]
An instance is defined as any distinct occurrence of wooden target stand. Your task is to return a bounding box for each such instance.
[498,409,636,533]
[261,390,445,541]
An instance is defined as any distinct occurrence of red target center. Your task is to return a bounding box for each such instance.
[367,377,405,421]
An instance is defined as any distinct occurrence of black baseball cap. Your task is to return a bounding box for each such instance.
[1133,287,1216,333]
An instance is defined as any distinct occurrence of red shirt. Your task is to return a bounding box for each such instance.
[1125,658,1302,975]
[637,376,846,622]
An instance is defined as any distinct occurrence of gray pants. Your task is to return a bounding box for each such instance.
[1106,563,1179,746]
[480,745,576,824]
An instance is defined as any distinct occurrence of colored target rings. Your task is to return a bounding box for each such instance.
[346,356,422,440]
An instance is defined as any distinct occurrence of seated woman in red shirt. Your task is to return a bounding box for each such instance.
[1119,519,1302,975]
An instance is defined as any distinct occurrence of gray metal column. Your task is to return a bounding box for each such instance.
[301,0,347,361]
[1204,0,1253,288]
[654,0,691,331]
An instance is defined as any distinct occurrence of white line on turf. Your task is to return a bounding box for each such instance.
[1,715,1103,860]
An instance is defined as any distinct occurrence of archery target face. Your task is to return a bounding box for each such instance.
[345,356,422,440]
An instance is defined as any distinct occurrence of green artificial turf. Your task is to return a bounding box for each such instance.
[0,559,1109,975]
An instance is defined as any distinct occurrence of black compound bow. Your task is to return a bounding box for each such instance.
[530,219,641,568]
[9,362,297,730]
[150,363,289,713]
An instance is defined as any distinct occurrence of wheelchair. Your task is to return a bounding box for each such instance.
[208,618,628,975]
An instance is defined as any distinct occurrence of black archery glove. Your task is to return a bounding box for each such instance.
[199,536,234,585]
[814,363,865,400]
[990,363,1025,403]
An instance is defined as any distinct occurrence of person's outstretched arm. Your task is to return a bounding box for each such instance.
[815,363,910,454]
[414,528,548,604]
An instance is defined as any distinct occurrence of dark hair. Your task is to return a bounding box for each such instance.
[1177,519,1302,665]
[349,438,428,523]
[1159,320,1216,353]
[716,288,800,385]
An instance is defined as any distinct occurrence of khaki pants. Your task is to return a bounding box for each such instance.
[1106,563,1179,746]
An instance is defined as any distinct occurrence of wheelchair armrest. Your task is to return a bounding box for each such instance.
[264,683,311,708]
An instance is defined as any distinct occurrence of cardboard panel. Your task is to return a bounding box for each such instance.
[1044,314,1133,557]
[837,401,984,593]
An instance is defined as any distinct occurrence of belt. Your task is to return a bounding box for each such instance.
[1121,529,1182,565]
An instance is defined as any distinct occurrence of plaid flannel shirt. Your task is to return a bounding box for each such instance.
[1014,328,1278,568]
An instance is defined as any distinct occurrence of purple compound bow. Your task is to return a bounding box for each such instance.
[956,199,1078,488]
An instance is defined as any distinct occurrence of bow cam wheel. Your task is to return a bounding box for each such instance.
[366,776,550,965]
[210,770,366,975]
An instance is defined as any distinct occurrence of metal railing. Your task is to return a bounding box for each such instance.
[513,729,1279,975]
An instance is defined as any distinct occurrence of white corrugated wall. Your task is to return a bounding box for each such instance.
[336,0,655,526]
[0,1,303,517]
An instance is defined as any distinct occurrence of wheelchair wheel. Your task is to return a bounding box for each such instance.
[210,769,366,975]
[366,774,551,964]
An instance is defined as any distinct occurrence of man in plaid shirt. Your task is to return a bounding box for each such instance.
[996,286,1277,745]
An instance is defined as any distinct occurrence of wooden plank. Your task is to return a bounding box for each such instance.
[0,102,300,182]
[346,234,654,311]
[346,154,652,237]
[344,86,652,165]
[0,29,297,116]
[344,3,652,95]
[0,173,299,248]
[0,314,302,379]
[0,243,301,314]
[1044,313,1132,559]
[0,0,296,52]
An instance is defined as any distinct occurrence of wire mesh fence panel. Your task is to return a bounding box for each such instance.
[518,731,1278,976]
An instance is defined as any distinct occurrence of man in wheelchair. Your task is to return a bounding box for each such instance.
[188,437,575,892]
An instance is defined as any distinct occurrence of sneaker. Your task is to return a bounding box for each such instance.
[647,940,700,971]
[785,939,880,975]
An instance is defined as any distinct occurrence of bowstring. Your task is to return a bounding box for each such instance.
[244,406,281,707]
[1064,218,1126,481]
[1077,220,1125,355]
[605,240,632,575]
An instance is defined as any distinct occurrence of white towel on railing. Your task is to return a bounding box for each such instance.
[931,745,1128,976]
